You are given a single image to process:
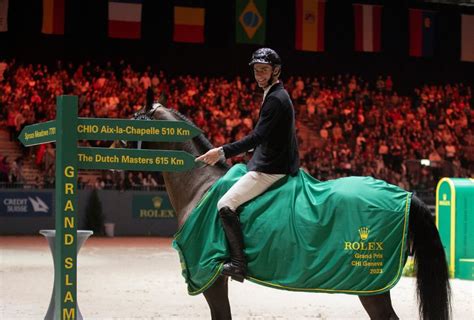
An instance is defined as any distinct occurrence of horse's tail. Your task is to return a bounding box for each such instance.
[409,195,451,320]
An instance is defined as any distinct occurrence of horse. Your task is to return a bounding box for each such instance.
[128,102,451,320]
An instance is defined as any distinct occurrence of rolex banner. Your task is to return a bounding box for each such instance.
[132,192,176,219]
[174,164,411,295]
[236,0,266,44]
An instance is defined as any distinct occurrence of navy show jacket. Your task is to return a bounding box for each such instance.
[222,82,300,176]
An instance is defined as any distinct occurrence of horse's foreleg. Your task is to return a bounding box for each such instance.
[203,275,232,320]
[358,291,399,320]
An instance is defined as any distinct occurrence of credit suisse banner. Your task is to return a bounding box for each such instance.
[0,191,53,217]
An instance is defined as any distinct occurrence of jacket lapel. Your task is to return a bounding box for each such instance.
[262,82,283,105]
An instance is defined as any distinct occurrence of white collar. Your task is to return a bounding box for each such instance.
[263,81,279,101]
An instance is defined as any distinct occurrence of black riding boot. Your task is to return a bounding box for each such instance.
[219,206,247,282]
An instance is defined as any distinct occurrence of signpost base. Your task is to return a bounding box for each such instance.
[40,230,93,320]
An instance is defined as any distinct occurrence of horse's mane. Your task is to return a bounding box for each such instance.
[158,106,230,170]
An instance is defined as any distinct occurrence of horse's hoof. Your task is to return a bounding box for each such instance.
[222,265,246,282]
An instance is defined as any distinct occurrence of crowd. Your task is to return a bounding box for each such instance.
[0,59,472,191]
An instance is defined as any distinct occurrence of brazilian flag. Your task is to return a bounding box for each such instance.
[236,0,267,44]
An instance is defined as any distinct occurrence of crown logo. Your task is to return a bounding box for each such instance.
[359,227,369,241]
[152,196,163,209]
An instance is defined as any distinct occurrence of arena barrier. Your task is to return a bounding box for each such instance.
[19,95,201,319]
[436,178,474,280]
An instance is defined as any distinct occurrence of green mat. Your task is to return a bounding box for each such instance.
[173,164,411,296]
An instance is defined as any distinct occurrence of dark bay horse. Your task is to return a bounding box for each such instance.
[133,104,451,320]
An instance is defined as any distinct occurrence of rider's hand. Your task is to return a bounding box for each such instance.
[195,148,222,166]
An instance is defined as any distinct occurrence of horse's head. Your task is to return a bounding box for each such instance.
[116,88,228,170]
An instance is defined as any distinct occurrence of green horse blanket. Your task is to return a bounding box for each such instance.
[173,164,411,296]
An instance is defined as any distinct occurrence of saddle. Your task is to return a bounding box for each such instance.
[173,164,411,296]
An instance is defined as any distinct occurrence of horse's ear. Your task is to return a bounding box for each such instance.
[145,87,154,111]
[158,92,167,105]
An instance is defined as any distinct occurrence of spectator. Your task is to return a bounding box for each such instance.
[0,60,471,192]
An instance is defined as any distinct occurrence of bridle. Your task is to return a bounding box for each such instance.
[121,103,163,149]
[132,102,163,121]
[128,102,208,167]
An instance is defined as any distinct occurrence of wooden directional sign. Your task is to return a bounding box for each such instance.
[18,95,203,318]
[77,147,196,172]
[18,120,56,146]
[77,118,201,142]
[18,118,201,146]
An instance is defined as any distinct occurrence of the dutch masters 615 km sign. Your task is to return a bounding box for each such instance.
[18,96,200,320]
[77,147,195,172]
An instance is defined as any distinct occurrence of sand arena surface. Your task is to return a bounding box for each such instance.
[0,236,472,320]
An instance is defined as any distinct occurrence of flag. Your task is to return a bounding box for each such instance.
[0,0,8,32]
[353,4,382,52]
[461,14,474,62]
[173,6,205,43]
[295,0,325,52]
[108,0,142,39]
[236,0,266,44]
[42,0,64,35]
[409,9,435,57]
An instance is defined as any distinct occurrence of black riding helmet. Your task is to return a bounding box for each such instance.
[249,48,282,67]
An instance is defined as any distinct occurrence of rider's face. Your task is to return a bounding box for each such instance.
[253,63,273,88]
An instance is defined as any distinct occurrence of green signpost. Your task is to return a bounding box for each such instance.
[19,117,201,146]
[54,96,78,319]
[19,96,201,319]
[77,147,196,172]
[18,120,56,146]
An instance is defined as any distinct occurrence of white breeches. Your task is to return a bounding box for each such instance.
[217,171,285,211]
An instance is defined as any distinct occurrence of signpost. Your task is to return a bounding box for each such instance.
[19,96,201,319]
[19,117,201,146]
[77,147,196,172]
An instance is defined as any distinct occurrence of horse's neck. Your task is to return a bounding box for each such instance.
[159,140,225,228]
[163,166,224,228]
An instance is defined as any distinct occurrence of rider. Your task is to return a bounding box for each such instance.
[196,48,300,282]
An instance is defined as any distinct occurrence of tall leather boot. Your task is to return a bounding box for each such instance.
[218,206,247,282]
